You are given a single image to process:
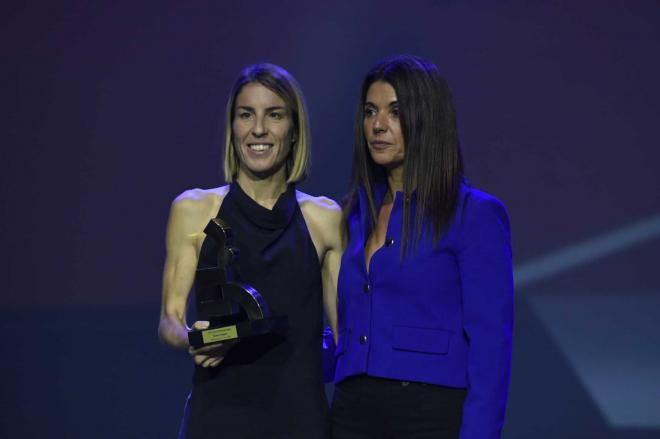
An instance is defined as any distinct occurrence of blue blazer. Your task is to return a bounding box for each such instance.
[334,183,514,439]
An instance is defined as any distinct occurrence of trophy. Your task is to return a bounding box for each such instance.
[187,218,288,348]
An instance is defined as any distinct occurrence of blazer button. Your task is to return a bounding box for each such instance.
[359,335,368,344]
[363,283,370,293]
[385,238,394,247]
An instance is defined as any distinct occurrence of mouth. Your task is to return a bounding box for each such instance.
[369,141,392,148]
[247,143,273,152]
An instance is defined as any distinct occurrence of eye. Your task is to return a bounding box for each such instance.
[364,106,376,117]
[237,111,252,120]
[269,111,284,120]
[390,106,400,118]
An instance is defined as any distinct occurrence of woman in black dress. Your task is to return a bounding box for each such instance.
[158,63,342,438]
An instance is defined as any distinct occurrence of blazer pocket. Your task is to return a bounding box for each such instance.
[391,326,450,355]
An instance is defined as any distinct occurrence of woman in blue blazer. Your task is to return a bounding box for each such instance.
[330,55,514,439]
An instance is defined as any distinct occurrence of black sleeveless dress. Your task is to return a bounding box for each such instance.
[179,183,329,439]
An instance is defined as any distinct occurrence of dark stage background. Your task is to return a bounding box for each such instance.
[2,1,659,437]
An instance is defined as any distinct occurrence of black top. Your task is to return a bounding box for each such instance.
[180,183,328,439]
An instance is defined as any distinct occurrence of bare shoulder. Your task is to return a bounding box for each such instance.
[169,186,229,235]
[297,190,343,253]
[296,190,342,224]
[173,186,227,211]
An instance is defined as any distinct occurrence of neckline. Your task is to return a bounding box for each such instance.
[364,192,400,274]
[227,182,297,230]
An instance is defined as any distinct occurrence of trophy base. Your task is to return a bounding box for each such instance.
[188,316,288,348]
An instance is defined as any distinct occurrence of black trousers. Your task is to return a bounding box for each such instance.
[330,375,467,439]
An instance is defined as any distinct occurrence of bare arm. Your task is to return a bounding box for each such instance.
[299,194,343,343]
[158,189,234,367]
[158,196,205,350]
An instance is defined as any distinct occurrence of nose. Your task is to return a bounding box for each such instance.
[372,112,387,134]
[251,117,267,137]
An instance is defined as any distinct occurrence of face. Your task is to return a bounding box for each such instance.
[232,82,294,178]
[363,81,405,171]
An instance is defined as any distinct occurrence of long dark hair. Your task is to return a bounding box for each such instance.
[344,54,464,255]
